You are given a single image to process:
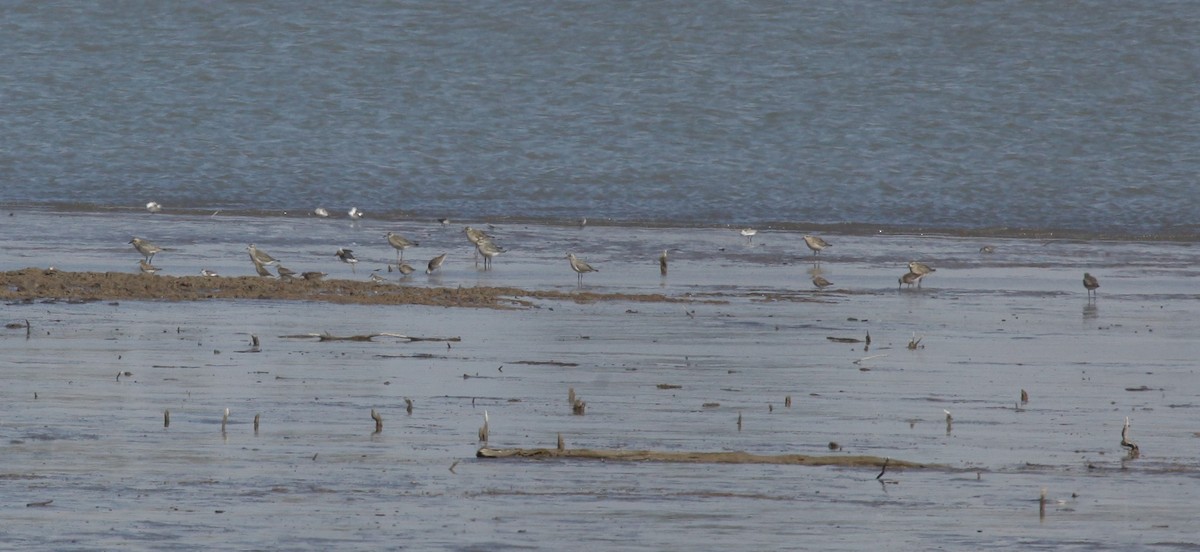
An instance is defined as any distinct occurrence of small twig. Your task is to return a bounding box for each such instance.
[853,354,888,365]
[876,457,889,480]
[371,409,383,433]
[1121,416,1140,457]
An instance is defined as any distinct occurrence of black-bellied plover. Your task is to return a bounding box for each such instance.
[907,261,935,287]
[129,237,163,263]
[566,253,597,285]
[247,244,279,266]
[803,235,831,256]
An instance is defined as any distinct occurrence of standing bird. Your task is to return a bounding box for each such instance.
[899,272,922,289]
[138,260,161,274]
[426,253,447,275]
[1083,273,1100,297]
[348,207,364,220]
[740,228,757,244]
[566,253,597,285]
[463,226,493,245]
[313,207,330,218]
[145,201,162,213]
[385,232,418,262]
[247,244,279,266]
[397,263,415,277]
[335,248,358,273]
[803,235,831,257]
[812,275,833,290]
[659,249,669,276]
[129,237,163,264]
[251,258,274,277]
[908,261,935,287]
[476,240,504,270]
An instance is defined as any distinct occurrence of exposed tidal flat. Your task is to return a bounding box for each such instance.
[2,211,1199,550]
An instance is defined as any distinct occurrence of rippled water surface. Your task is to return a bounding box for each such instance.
[1,211,1198,550]
[2,2,1199,235]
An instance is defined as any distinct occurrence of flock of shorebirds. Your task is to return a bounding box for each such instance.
[130,203,1103,295]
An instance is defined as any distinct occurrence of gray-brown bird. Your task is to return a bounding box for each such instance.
[1083,273,1099,297]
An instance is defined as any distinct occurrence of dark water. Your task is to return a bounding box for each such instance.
[2,1,1198,235]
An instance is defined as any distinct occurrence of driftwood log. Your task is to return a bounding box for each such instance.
[280,332,461,343]
[476,447,936,469]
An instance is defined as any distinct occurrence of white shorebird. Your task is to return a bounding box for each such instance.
[385,232,419,262]
[335,248,358,273]
[200,269,219,277]
[812,275,833,290]
[476,240,504,270]
[129,237,162,263]
[803,235,831,257]
[566,253,597,285]
[740,228,757,244]
[1083,272,1099,297]
[348,207,363,220]
[247,244,279,266]
[426,253,447,275]
[369,273,387,284]
[138,260,161,274]
[313,207,329,218]
[145,201,162,213]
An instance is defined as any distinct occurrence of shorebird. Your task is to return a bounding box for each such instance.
[335,248,358,273]
[348,207,363,220]
[464,226,493,245]
[200,269,219,277]
[313,207,329,217]
[979,245,995,254]
[812,275,833,290]
[566,253,597,285]
[659,249,668,276]
[247,244,279,266]
[397,263,415,277]
[740,228,757,244]
[426,253,447,275]
[145,201,162,213]
[803,235,831,256]
[385,232,418,262]
[438,218,450,226]
[277,265,298,281]
[129,237,162,263]
[1083,272,1099,297]
[251,258,274,277]
[301,271,326,281]
[138,260,161,274]
[899,271,922,289]
[908,261,935,287]
[369,273,387,284]
[476,240,503,270]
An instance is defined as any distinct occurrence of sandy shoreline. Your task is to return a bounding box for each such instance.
[0,268,699,308]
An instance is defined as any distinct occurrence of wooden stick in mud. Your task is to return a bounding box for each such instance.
[280,332,461,343]
[221,408,229,433]
[876,457,889,480]
[1039,488,1047,520]
[164,409,170,428]
[478,410,489,442]
[557,433,564,451]
[405,398,413,414]
[737,412,743,431]
[1020,389,1029,403]
[477,447,937,469]
[254,413,261,433]
[785,395,792,408]
[572,398,586,415]
[371,409,383,433]
[568,387,575,405]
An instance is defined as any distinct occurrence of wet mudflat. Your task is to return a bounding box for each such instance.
[1,212,1198,550]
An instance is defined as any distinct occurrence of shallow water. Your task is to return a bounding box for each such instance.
[1,211,1197,550]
